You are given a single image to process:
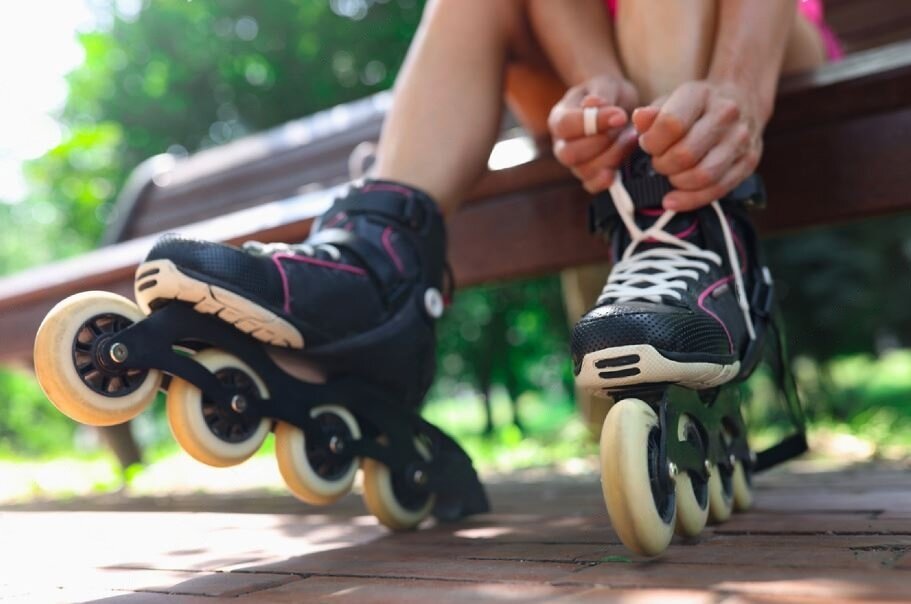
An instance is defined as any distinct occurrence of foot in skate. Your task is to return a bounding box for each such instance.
[573,148,769,395]
[134,180,448,356]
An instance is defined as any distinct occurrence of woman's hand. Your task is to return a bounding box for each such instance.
[632,80,768,211]
[548,74,640,193]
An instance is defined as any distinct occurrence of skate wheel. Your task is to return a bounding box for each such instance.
[34,291,162,426]
[166,349,271,467]
[600,398,675,556]
[275,405,361,505]
[707,461,734,523]
[732,460,753,511]
[674,415,709,538]
[362,437,435,530]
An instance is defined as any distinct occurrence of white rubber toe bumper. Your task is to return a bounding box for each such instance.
[135,259,304,349]
[577,344,740,392]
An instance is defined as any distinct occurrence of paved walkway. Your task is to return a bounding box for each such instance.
[1,461,909,603]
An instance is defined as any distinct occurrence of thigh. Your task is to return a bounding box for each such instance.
[782,9,829,74]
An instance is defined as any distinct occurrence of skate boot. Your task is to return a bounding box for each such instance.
[574,149,804,556]
[34,180,489,529]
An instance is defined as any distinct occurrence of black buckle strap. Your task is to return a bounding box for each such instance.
[328,183,435,231]
[589,172,767,235]
[306,228,405,302]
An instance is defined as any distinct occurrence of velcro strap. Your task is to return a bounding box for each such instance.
[307,228,403,297]
[589,172,767,234]
[623,175,673,208]
[328,187,429,230]
[589,184,667,233]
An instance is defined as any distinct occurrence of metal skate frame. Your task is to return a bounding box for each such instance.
[86,301,490,522]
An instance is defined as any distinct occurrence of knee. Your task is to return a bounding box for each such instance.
[422,0,528,37]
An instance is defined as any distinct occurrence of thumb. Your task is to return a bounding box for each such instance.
[632,96,667,133]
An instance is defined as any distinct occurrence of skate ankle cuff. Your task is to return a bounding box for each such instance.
[327,181,442,233]
[722,174,767,210]
[588,173,768,235]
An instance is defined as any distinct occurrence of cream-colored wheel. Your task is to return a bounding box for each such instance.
[600,398,676,556]
[674,415,709,538]
[34,291,162,427]
[362,437,435,530]
[732,460,753,511]
[166,349,271,467]
[707,461,734,523]
[275,405,361,505]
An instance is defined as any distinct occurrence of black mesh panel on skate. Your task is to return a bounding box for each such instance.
[147,236,282,307]
[571,306,732,363]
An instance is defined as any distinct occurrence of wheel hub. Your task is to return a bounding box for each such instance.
[306,412,356,480]
[72,313,149,398]
[202,368,263,443]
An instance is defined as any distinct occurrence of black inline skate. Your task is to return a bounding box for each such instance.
[34,180,489,529]
[574,149,806,555]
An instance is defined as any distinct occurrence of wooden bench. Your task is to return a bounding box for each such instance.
[2,39,911,367]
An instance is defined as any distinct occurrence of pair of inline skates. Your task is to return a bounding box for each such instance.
[34,150,804,555]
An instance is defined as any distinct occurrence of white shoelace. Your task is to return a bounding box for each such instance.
[599,175,756,340]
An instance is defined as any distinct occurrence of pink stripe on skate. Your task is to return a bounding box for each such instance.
[272,253,367,314]
[382,226,405,274]
[697,275,735,353]
[639,208,664,217]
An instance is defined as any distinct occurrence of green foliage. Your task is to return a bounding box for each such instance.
[5,0,427,273]
[1,0,910,465]
[433,276,573,407]
[766,214,911,360]
[0,369,75,455]
[0,0,428,457]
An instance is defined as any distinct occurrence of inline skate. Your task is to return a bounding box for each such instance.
[34,180,489,529]
[574,149,806,555]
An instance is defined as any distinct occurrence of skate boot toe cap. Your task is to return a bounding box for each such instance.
[145,235,280,306]
[571,303,733,363]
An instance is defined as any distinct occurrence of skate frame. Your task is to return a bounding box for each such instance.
[87,301,490,521]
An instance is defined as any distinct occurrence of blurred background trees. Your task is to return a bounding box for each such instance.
[1,0,909,463]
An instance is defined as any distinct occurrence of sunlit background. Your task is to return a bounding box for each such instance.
[0,0,908,502]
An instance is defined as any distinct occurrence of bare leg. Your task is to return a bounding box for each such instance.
[373,0,528,214]
[374,0,630,211]
[616,0,827,102]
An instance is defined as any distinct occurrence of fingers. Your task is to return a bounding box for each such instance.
[553,132,617,167]
[638,83,710,156]
[651,114,741,176]
[549,104,628,140]
[631,106,659,134]
[573,128,640,194]
[663,140,762,212]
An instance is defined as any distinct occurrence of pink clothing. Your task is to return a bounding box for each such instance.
[605,0,844,61]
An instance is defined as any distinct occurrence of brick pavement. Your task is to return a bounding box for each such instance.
[0,462,909,603]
